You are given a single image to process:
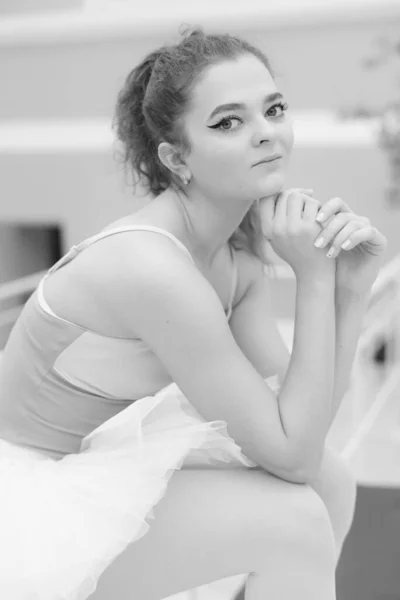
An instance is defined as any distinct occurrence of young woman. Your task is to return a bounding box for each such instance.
[0,27,387,600]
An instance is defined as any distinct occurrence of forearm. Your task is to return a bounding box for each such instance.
[331,286,371,422]
[278,269,336,474]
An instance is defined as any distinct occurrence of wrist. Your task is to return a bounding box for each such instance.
[295,266,335,287]
[336,280,374,300]
[336,262,382,297]
[335,284,371,305]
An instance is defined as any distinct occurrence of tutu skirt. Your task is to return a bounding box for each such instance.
[0,375,280,599]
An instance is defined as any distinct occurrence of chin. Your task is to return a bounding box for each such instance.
[254,174,285,198]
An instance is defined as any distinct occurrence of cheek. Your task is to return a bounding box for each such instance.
[282,120,294,154]
[194,138,246,177]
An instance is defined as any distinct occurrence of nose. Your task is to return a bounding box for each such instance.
[251,117,277,146]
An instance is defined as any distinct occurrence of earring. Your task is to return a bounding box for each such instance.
[181,174,190,186]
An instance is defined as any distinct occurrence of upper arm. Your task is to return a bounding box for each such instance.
[110,242,303,481]
[229,252,291,383]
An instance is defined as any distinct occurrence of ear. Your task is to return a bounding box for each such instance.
[158,142,190,181]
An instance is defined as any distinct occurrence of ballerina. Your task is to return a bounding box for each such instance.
[0,26,387,600]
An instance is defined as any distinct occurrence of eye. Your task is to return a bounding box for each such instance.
[208,101,289,133]
[209,115,242,132]
[267,101,289,117]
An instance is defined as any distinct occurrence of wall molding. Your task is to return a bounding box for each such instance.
[0,0,399,47]
[0,112,381,154]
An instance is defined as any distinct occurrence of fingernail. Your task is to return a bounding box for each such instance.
[341,240,351,249]
[326,247,335,258]
[314,237,324,248]
[316,213,325,223]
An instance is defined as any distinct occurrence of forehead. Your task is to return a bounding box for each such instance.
[190,54,276,116]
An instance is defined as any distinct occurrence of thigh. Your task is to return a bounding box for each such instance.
[90,467,330,600]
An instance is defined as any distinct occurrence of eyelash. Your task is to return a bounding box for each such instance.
[210,101,289,132]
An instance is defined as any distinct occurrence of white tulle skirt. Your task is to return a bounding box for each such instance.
[0,375,280,600]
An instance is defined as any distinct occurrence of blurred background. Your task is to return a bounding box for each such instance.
[0,0,400,599]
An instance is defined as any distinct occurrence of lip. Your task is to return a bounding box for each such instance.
[253,154,282,166]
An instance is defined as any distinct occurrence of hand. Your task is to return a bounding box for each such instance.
[259,187,335,279]
[312,196,388,293]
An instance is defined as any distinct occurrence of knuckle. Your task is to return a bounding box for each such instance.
[288,190,301,201]
[330,213,346,227]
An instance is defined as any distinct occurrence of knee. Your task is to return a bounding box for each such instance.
[315,448,358,529]
[335,455,357,518]
[293,484,337,552]
[331,455,358,542]
[285,485,338,572]
[255,478,337,565]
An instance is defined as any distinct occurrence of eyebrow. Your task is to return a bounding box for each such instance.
[207,92,284,121]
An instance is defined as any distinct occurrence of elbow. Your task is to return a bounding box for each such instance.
[290,445,325,485]
[258,454,321,486]
[261,441,325,485]
[253,440,325,486]
[274,463,321,486]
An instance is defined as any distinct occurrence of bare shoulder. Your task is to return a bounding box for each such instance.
[94,236,266,337]
[42,225,199,339]
[91,231,219,331]
[98,233,264,315]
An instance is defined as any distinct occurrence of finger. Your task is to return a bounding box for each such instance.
[316,196,353,224]
[324,222,365,258]
[275,188,313,222]
[302,196,322,221]
[284,187,314,198]
[338,225,380,252]
[287,190,306,221]
[313,213,357,249]
[286,187,313,193]
[274,189,290,224]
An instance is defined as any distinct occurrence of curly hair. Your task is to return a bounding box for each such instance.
[113,26,277,273]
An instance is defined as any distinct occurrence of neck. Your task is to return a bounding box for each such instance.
[163,186,256,266]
